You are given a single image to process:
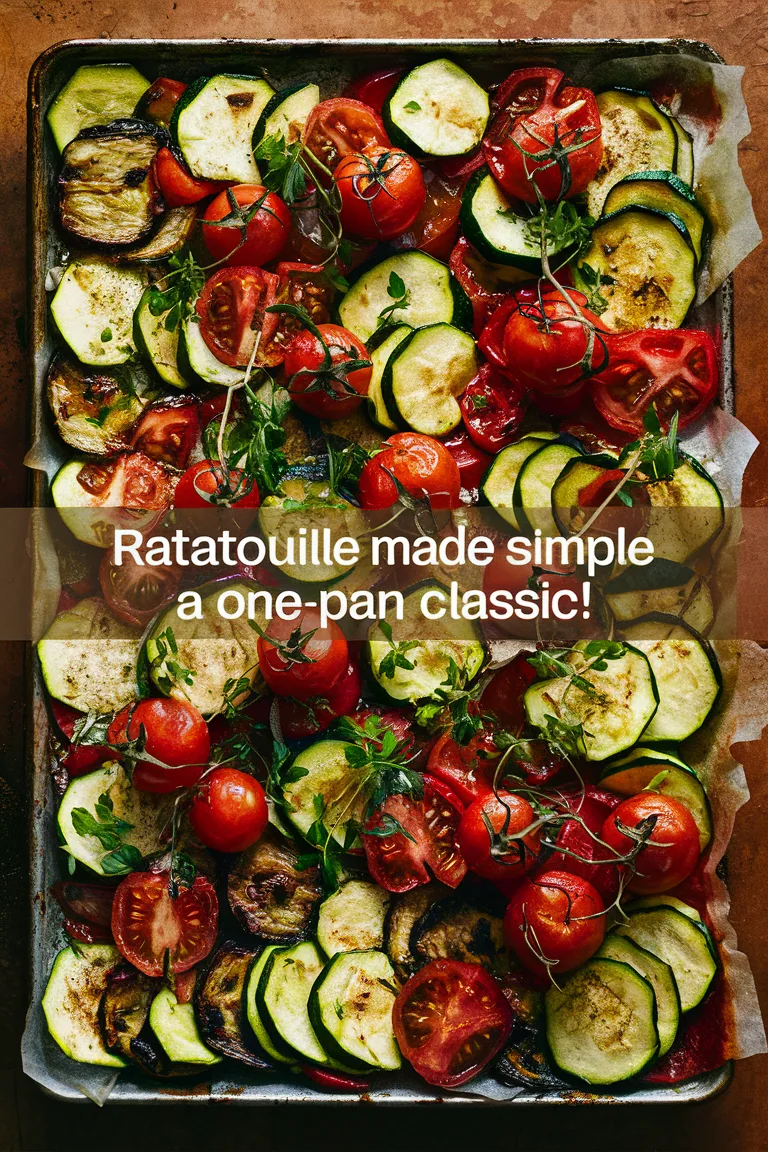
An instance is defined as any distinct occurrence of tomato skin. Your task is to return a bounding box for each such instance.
[483,67,602,202]
[504,870,606,977]
[547,790,622,902]
[559,402,633,455]
[278,659,362,740]
[460,364,527,453]
[342,68,404,113]
[107,699,210,793]
[53,881,115,928]
[202,185,290,266]
[301,1065,371,1093]
[50,700,112,776]
[154,147,225,207]
[335,145,426,241]
[442,429,492,493]
[426,731,498,807]
[458,791,540,886]
[189,768,269,853]
[174,460,260,511]
[137,78,187,127]
[99,541,181,629]
[481,653,538,734]
[284,323,371,420]
[111,871,218,977]
[502,291,604,394]
[257,608,348,700]
[450,239,509,335]
[197,266,280,369]
[478,297,520,371]
[358,432,461,511]
[130,400,199,471]
[393,959,513,1088]
[391,165,462,261]
[602,793,701,895]
[303,98,390,178]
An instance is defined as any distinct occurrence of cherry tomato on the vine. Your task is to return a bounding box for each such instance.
[107,698,210,793]
[458,790,541,888]
[202,184,290,266]
[601,792,701,895]
[504,870,606,978]
[358,432,460,511]
[174,460,260,510]
[284,323,371,420]
[189,768,269,853]
[256,607,349,700]
[335,145,426,241]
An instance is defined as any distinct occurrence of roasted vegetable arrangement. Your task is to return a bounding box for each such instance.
[37,57,733,1094]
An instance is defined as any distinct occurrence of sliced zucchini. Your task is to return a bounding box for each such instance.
[171,74,274,182]
[545,958,659,1084]
[614,906,717,1012]
[551,452,622,536]
[59,122,163,247]
[309,950,401,1071]
[227,826,323,942]
[43,943,127,1067]
[282,740,364,849]
[57,761,172,876]
[586,89,678,217]
[624,894,703,924]
[619,620,721,742]
[51,454,175,549]
[461,170,579,271]
[195,942,270,1067]
[410,894,505,972]
[384,883,448,981]
[37,597,141,714]
[317,881,391,958]
[367,580,486,704]
[646,456,724,564]
[603,170,708,264]
[253,83,319,148]
[51,259,147,366]
[514,440,583,538]
[338,251,471,343]
[177,316,246,387]
[606,572,714,636]
[259,479,365,584]
[524,641,658,762]
[116,205,199,264]
[366,325,411,431]
[380,322,478,437]
[673,119,695,185]
[245,945,294,1065]
[480,433,558,530]
[600,746,712,852]
[133,289,191,390]
[47,64,151,151]
[577,207,696,332]
[149,987,222,1065]
[384,58,489,157]
[596,936,679,1056]
[47,355,154,456]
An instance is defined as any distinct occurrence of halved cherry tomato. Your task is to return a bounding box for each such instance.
[278,659,362,740]
[202,185,291,266]
[260,262,335,368]
[53,881,115,928]
[111,871,218,977]
[197,267,279,368]
[442,429,492,493]
[483,67,602,202]
[335,145,426,240]
[504,869,606,977]
[393,959,513,1088]
[137,78,187,127]
[342,68,404,113]
[153,147,225,207]
[593,328,718,435]
[303,98,389,179]
[99,537,181,628]
[130,400,199,471]
[426,730,498,807]
[460,364,527,453]
[602,792,701,895]
[107,698,210,793]
[174,460,260,510]
[50,700,113,777]
[283,322,371,419]
[71,453,175,547]
[458,790,541,887]
[256,607,348,700]
[362,774,466,893]
[480,652,538,734]
[391,166,462,261]
[189,767,269,853]
[502,289,605,393]
[358,432,460,511]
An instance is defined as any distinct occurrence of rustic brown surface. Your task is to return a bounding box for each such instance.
[1,2,767,1149]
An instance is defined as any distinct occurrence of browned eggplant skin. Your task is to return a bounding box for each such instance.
[46,355,152,455]
[99,965,206,1079]
[195,942,271,1068]
[383,883,448,982]
[115,204,198,264]
[227,827,323,943]
[409,895,506,972]
[58,120,164,247]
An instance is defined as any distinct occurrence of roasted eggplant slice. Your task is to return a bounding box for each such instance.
[47,355,156,455]
[227,827,323,942]
[195,942,271,1068]
[494,972,569,1092]
[384,883,449,982]
[59,120,164,247]
[116,205,198,264]
[99,965,196,1077]
[409,895,506,972]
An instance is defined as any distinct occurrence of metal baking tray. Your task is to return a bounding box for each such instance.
[25,37,734,1104]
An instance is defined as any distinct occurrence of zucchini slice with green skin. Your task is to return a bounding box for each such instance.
[524,641,658,762]
[545,958,659,1084]
[259,479,365,584]
[461,170,579,271]
[586,89,678,218]
[245,945,294,1065]
[603,170,709,264]
[619,616,721,743]
[645,456,724,564]
[625,894,704,924]
[228,826,323,942]
[47,355,154,456]
[317,881,391,958]
[51,259,147,366]
[171,74,274,182]
[480,433,558,530]
[177,316,246,387]
[367,580,486,704]
[149,988,223,1065]
[596,936,679,1057]
[338,251,471,343]
[116,205,199,265]
[613,906,717,1013]
[577,207,696,332]
[195,942,271,1068]
[57,761,173,876]
[282,740,365,849]
[384,58,489,157]
[380,322,478,436]
[606,571,714,636]
[47,64,151,151]
[43,943,127,1067]
[309,950,402,1071]
[551,452,622,536]
[38,597,141,714]
[253,83,319,148]
[366,324,411,431]
[673,119,695,185]
[600,745,712,851]
[514,440,583,538]
[133,288,191,390]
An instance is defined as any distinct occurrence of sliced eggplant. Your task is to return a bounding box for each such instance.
[47,355,156,456]
[494,973,567,1092]
[116,205,198,264]
[195,942,271,1067]
[99,965,197,1077]
[59,120,164,247]
[384,882,449,982]
[410,894,506,973]
[227,827,323,942]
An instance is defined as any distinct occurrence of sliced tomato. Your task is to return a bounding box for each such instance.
[426,731,499,807]
[391,166,463,262]
[130,400,199,471]
[393,959,513,1088]
[442,429,493,493]
[342,68,404,113]
[260,262,336,368]
[460,364,527,453]
[153,146,225,207]
[303,98,389,179]
[111,871,218,977]
[99,536,181,628]
[71,454,175,548]
[593,328,718,435]
[362,774,466,893]
[196,267,280,369]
